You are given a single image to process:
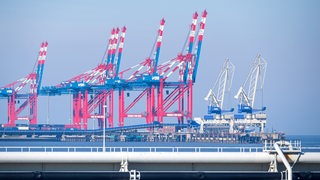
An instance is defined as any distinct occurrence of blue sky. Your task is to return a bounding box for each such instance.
[0,0,319,135]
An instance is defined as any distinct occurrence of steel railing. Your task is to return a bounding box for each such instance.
[0,146,265,153]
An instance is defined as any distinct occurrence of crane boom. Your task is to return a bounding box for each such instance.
[205,59,234,114]
[234,54,267,113]
[192,10,207,82]
[36,41,48,93]
[188,12,198,54]
[153,18,165,75]
[124,18,165,81]
[106,28,116,65]
[115,26,127,78]
[111,28,120,65]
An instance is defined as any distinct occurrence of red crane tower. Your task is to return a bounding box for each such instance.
[1,42,48,127]
[116,18,165,127]
[116,10,207,126]
[155,10,207,124]
[54,26,127,130]
[1,11,207,130]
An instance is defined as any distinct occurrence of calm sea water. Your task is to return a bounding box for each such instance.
[0,135,319,147]
[286,135,320,147]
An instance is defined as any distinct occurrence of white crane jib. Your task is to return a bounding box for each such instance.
[204,59,235,114]
[234,54,267,113]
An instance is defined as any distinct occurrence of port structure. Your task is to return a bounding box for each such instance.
[1,10,269,135]
[233,54,267,132]
[194,58,235,133]
[195,54,267,134]
[41,26,127,130]
[0,11,208,130]
[204,58,235,118]
[234,54,267,114]
[0,42,48,127]
[119,11,207,127]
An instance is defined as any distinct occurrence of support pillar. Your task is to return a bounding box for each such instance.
[82,90,88,130]
[98,94,106,129]
[151,85,155,124]
[73,92,81,129]
[147,88,151,124]
[146,86,155,124]
[157,79,164,123]
[178,85,184,124]
[7,94,16,127]
[29,94,37,125]
[108,90,114,128]
[187,81,193,122]
[119,89,125,127]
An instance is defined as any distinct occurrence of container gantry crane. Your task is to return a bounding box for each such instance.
[156,10,207,124]
[0,42,48,127]
[41,27,127,130]
[117,18,165,126]
[117,10,207,126]
[79,26,126,129]
[1,11,208,130]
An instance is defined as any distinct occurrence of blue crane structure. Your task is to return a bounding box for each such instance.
[0,11,208,130]
[195,54,268,134]
[0,42,48,127]
[204,59,235,118]
[0,10,269,135]
[234,54,267,115]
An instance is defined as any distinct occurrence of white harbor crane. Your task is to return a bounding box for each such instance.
[234,54,267,114]
[194,55,267,133]
[204,59,235,115]
[193,59,235,133]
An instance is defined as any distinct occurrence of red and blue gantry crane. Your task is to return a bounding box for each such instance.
[0,11,207,130]
[116,10,207,127]
[44,26,127,130]
[0,42,48,127]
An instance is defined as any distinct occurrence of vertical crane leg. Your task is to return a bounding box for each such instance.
[97,96,106,129]
[29,95,37,125]
[151,85,155,124]
[79,92,84,129]
[187,82,193,122]
[73,93,78,128]
[82,90,88,130]
[147,88,151,124]
[108,90,114,128]
[157,79,164,123]
[73,92,81,129]
[146,87,155,124]
[7,95,16,127]
[98,102,103,129]
[178,85,184,124]
[119,89,125,127]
